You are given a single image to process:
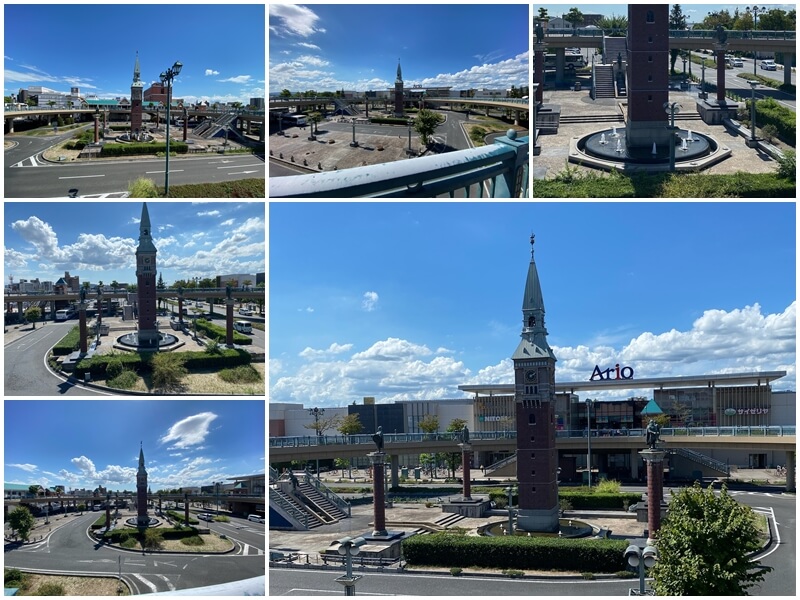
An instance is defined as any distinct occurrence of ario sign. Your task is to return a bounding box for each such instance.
[590,364,634,381]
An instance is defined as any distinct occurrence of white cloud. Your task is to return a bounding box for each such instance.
[296,42,321,50]
[297,55,330,67]
[299,342,354,359]
[197,210,221,217]
[220,218,235,227]
[270,302,796,406]
[298,306,314,313]
[6,463,38,472]
[269,4,323,37]
[205,69,220,76]
[219,75,252,84]
[362,291,379,312]
[160,412,219,449]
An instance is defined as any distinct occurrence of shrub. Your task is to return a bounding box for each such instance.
[180,535,205,546]
[143,528,164,550]
[503,569,525,578]
[151,353,187,391]
[218,365,262,384]
[52,326,86,355]
[106,359,124,379]
[129,177,160,198]
[776,150,795,180]
[449,567,463,576]
[195,319,252,345]
[91,514,107,529]
[761,123,778,143]
[108,369,139,390]
[101,142,188,157]
[595,479,622,494]
[120,537,138,549]
[34,583,65,596]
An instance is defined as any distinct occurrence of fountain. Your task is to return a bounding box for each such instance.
[611,126,619,138]
[652,142,657,156]
[615,139,623,153]
[480,518,596,539]
[117,331,179,350]
[125,515,159,527]
[680,138,689,152]
[599,133,608,145]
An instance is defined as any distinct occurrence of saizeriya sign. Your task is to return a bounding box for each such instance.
[590,364,634,381]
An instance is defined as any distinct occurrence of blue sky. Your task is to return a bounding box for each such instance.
[4,202,265,287]
[4,4,265,105]
[269,4,529,94]
[537,3,795,25]
[4,401,265,491]
[269,202,796,407]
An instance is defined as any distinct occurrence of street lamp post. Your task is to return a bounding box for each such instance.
[159,60,183,197]
[335,536,365,596]
[682,57,687,89]
[664,102,682,171]
[624,542,658,595]
[750,6,761,74]
[747,80,758,147]
[309,407,325,474]
[700,58,707,99]
[586,399,593,488]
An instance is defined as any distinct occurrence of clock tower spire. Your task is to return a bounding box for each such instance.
[135,203,159,347]
[512,234,559,532]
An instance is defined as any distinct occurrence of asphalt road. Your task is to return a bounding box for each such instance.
[4,511,264,593]
[270,489,795,596]
[4,132,265,197]
[4,322,107,396]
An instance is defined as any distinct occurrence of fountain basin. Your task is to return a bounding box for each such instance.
[125,516,160,528]
[116,332,179,350]
[569,127,731,173]
[479,518,596,539]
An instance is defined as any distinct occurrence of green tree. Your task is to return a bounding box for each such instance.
[418,453,437,477]
[337,413,364,436]
[757,8,794,31]
[446,418,468,433]
[650,483,772,595]
[564,7,584,30]
[597,13,628,31]
[303,413,341,436]
[279,89,292,98]
[307,111,323,138]
[537,7,548,20]
[444,419,468,478]
[157,273,166,310]
[413,109,441,148]
[143,528,164,549]
[669,5,688,73]
[28,485,41,496]
[24,306,41,328]
[418,414,439,434]
[334,457,350,473]
[8,506,35,541]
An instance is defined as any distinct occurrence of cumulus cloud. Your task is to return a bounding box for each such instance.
[297,55,330,67]
[296,42,321,50]
[160,412,219,449]
[219,75,252,84]
[68,455,137,484]
[205,69,220,76]
[270,302,796,406]
[197,210,221,217]
[220,218,235,227]
[362,291,379,312]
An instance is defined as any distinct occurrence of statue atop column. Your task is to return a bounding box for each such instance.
[458,425,470,444]
[646,419,662,449]
[371,426,384,452]
[535,22,545,44]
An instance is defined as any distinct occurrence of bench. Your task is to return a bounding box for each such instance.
[321,554,397,567]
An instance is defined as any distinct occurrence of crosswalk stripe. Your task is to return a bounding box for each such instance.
[131,574,158,594]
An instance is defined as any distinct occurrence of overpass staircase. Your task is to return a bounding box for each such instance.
[484,453,518,478]
[603,36,627,65]
[268,472,349,531]
[195,111,237,139]
[332,98,360,116]
[669,447,730,477]
[592,64,616,99]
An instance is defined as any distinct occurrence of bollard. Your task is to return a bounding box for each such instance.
[318,162,322,170]
[290,155,294,162]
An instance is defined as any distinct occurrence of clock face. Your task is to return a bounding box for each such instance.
[526,370,537,382]
[144,257,150,264]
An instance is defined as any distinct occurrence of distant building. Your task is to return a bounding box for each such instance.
[249,97,265,109]
[216,273,257,288]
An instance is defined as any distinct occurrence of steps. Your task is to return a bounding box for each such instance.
[333,98,359,116]
[296,482,347,522]
[269,487,323,529]
[671,447,730,476]
[593,65,616,99]
[560,114,623,124]
[603,36,627,65]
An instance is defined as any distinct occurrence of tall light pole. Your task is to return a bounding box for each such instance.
[747,80,759,147]
[586,398,593,488]
[664,101,682,171]
[750,6,761,74]
[159,60,182,197]
[505,485,515,535]
[700,58,707,99]
[309,407,325,474]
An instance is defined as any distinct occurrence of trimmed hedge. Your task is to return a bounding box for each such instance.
[752,97,796,145]
[103,526,201,543]
[91,514,107,529]
[52,326,84,355]
[195,318,252,345]
[488,489,640,510]
[370,117,413,125]
[402,533,628,572]
[101,142,188,157]
[74,348,251,378]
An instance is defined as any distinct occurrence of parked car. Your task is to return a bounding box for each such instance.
[760,60,777,71]
[197,513,213,521]
[238,308,253,316]
[732,58,743,67]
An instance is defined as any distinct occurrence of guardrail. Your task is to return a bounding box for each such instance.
[270,426,795,448]
[270,130,528,198]
[302,473,351,517]
[543,27,796,41]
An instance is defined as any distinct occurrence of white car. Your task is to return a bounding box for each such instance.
[238,308,253,316]
[759,60,777,71]
[732,58,743,67]
[197,513,213,521]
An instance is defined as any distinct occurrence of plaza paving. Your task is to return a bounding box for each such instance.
[534,89,784,181]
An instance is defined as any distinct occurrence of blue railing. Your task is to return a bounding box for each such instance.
[269,130,528,198]
[269,426,795,448]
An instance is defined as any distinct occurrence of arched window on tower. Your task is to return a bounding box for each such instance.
[528,315,536,327]
[646,10,655,23]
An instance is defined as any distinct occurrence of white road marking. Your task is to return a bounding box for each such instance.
[216,163,262,169]
[145,170,184,174]
[227,170,259,175]
[58,174,105,179]
[153,574,176,591]
[131,574,158,593]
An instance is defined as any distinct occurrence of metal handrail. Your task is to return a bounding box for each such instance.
[269,487,309,529]
[302,473,351,517]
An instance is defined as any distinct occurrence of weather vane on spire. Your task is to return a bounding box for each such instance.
[530,233,535,257]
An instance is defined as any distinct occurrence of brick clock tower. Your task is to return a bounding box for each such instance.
[136,443,149,526]
[393,59,404,117]
[625,5,670,147]
[135,202,159,347]
[131,51,144,139]
[512,235,560,532]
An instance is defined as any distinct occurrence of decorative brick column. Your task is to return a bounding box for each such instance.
[178,297,183,324]
[94,114,99,143]
[225,298,234,346]
[79,302,88,354]
[715,43,728,102]
[640,448,666,544]
[534,44,546,103]
[786,450,795,493]
[368,452,387,536]
[459,443,472,500]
